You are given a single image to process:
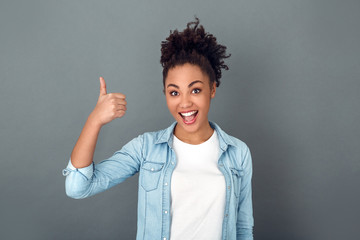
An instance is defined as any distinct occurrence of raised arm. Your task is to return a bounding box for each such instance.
[70,77,127,168]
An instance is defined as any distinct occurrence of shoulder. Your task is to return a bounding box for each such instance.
[211,121,250,151]
[141,126,171,144]
[118,127,170,160]
[227,136,252,171]
[224,133,251,164]
[228,135,250,152]
[211,122,251,168]
[135,122,176,147]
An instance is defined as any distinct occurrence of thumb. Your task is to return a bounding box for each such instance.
[99,76,107,96]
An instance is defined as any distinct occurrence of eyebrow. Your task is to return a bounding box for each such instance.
[167,80,204,89]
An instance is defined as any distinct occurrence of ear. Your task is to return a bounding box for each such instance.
[210,82,216,99]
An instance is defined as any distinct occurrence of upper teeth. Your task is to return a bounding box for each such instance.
[181,111,197,117]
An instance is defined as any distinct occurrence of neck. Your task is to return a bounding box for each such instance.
[174,122,214,145]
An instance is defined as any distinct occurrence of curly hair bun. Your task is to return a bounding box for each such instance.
[161,17,230,87]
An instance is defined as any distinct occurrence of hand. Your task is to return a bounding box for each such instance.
[88,77,127,127]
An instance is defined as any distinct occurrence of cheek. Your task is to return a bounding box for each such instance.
[198,96,211,108]
[165,97,176,112]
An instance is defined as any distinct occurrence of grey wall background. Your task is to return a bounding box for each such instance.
[0,0,359,239]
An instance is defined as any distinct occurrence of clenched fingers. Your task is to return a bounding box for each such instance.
[107,92,126,99]
[116,104,127,111]
[115,98,127,106]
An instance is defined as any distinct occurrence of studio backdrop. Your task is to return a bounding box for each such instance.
[0,0,359,239]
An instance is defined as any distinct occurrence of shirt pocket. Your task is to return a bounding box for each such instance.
[230,168,244,198]
[140,161,164,192]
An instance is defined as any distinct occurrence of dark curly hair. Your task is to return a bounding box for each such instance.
[160,17,230,89]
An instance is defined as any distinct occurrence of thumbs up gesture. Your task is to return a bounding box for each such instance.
[89,77,127,127]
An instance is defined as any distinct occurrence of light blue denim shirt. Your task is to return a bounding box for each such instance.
[63,122,254,240]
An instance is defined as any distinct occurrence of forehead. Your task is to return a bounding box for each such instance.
[165,63,210,86]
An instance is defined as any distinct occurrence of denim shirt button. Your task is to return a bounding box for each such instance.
[163,238,167,240]
[227,186,231,190]
[164,210,168,214]
[164,182,168,186]
[62,169,70,176]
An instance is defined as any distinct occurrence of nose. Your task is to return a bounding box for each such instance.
[179,94,193,109]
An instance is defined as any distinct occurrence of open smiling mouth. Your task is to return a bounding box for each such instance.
[179,110,198,125]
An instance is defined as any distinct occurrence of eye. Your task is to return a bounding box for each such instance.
[192,88,201,94]
[170,91,179,96]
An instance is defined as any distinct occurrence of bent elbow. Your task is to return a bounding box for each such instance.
[64,174,91,199]
[65,187,86,199]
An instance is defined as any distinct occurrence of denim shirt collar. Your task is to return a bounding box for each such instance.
[154,121,236,152]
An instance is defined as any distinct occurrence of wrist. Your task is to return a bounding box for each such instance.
[87,113,103,129]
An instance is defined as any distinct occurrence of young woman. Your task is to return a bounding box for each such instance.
[63,18,254,240]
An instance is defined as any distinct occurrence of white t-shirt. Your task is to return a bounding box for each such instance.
[170,130,226,240]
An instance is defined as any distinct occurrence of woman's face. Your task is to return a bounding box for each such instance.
[165,63,216,138]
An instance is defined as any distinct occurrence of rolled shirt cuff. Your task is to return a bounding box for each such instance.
[62,159,94,180]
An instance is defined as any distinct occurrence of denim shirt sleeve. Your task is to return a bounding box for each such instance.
[237,146,254,240]
[63,134,143,199]
[62,159,94,180]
